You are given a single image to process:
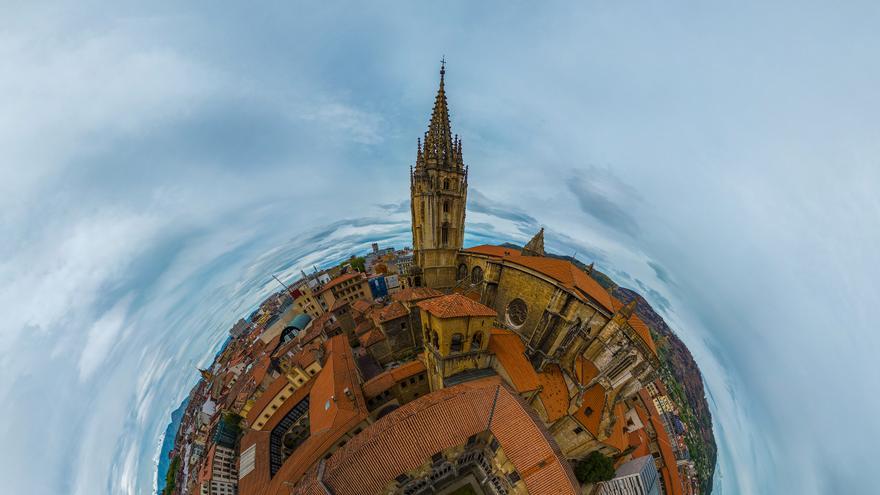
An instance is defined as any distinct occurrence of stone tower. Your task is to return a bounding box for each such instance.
[410,61,468,290]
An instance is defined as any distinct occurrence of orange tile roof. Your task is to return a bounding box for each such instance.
[603,403,629,452]
[488,329,540,392]
[354,320,374,336]
[263,335,368,495]
[391,286,443,302]
[251,355,272,386]
[238,379,317,495]
[351,298,374,314]
[292,378,579,495]
[464,244,521,257]
[359,328,386,347]
[488,329,570,422]
[417,293,497,318]
[638,389,684,495]
[536,364,569,422]
[611,298,658,356]
[464,245,614,310]
[575,355,600,384]
[628,428,652,459]
[245,374,294,426]
[574,383,606,437]
[317,272,361,294]
[362,360,426,398]
[373,301,409,323]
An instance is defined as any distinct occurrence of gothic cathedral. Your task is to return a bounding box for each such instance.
[410,61,468,290]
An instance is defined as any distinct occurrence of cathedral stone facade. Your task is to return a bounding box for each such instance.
[409,62,468,290]
[409,64,661,460]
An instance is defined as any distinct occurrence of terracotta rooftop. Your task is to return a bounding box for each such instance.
[373,301,409,323]
[575,355,600,385]
[351,298,374,314]
[317,272,361,294]
[488,328,571,422]
[417,293,498,319]
[638,388,684,495]
[574,383,606,438]
[358,328,386,348]
[362,360,426,398]
[464,244,521,258]
[536,364,569,423]
[245,374,296,427]
[391,286,443,303]
[603,403,629,452]
[488,329,540,392]
[611,298,658,356]
[292,377,579,495]
[354,320,374,336]
[239,335,368,495]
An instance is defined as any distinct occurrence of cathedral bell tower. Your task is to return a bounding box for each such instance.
[409,61,468,290]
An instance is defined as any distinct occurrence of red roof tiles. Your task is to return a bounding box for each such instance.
[417,293,497,318]
[292,378,579,495]
[373,301,409,323]
[391,286,443,303]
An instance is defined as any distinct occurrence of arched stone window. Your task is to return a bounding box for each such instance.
[471,265,483,284]
[471,332,483,350]
[506,298,528,328]
[443,200,449,213]
[420,202,425,221]
[450,333,464,353]
[443,178,450,190]
[457,263,468,281]
[441,222,449,245]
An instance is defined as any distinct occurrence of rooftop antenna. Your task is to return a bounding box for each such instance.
[272,274,295,300]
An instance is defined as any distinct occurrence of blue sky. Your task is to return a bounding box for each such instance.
[1,1,879,494]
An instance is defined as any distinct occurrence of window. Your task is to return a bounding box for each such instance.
[441,222,449,245]
[431,331,439,348]
[470,266,483,284]
[573,426,584,435]
[457,263,468,281]
[443,200,449,213]
[506,298,528,327]
[450,333,464,352]
[608,354,636,381]
[471,332,483,350]
[443,178,450,190]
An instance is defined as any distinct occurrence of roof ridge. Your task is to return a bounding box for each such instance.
[485,384,502,431]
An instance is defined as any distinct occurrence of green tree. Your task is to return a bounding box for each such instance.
[347,256,366,272]
[574,451,615,483]
[163,455,180,495]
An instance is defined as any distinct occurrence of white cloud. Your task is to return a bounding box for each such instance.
[79,295,132,381]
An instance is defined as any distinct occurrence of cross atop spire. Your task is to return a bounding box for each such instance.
[415,59,463,170]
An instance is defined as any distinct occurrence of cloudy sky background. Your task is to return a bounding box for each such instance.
[1,1,879,493]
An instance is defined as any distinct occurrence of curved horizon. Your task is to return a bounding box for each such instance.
[2,2,880,494]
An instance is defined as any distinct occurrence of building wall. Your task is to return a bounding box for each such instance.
[380,315,417,359]
[420,311,492,391]
[410,167,468,290]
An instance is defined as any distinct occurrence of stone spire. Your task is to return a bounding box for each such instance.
[417,59,463,170]
[522,228,545,257]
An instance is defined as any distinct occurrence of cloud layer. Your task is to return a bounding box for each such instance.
[2,2,880,494]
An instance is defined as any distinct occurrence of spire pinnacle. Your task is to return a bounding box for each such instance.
[523,228,545,257]
[415,58,463,171]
